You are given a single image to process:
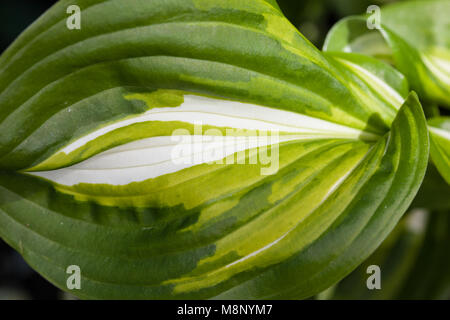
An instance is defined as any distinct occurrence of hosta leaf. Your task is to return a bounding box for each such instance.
[0,0,392,170]
[0,0,429,299]
[0,94,429,299]
[428,117,450,184]
[323,0,450,108]
[324,51,409,119]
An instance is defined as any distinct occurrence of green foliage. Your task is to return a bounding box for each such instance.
[329,209,450,299]
[0,0,447,299]
[322,0,450,299]
[324,0,450,108]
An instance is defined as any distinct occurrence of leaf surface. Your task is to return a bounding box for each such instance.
[0,0,430,299]
[428,117,450,184]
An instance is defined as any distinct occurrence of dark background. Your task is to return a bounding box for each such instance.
[0,0,399,299]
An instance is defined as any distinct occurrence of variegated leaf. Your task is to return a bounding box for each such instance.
[0,0,429,299]
[323,0,450,108]
[428,117,450,184]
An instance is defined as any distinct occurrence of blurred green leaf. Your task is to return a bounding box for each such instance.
[329,209,450,300]
[324,0,450,108]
